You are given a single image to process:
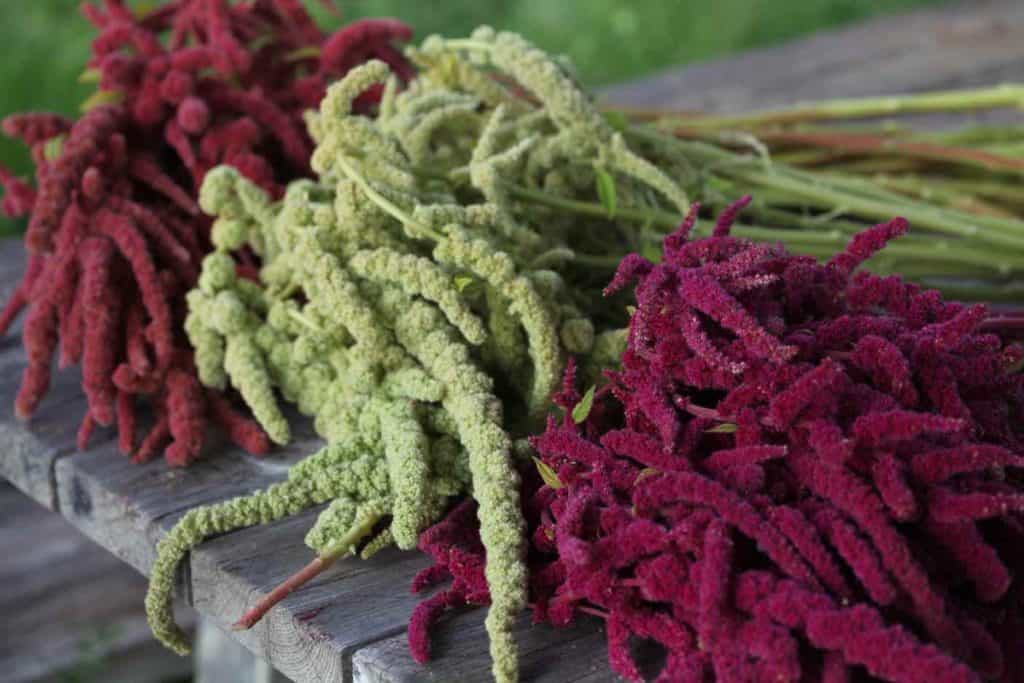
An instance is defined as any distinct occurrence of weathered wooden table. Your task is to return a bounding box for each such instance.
[2,1,1023,681]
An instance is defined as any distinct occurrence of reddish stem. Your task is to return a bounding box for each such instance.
[233,554,338,630]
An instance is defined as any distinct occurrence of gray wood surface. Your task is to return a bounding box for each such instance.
[352,612,608,683]
[0,483,193,683]
[0,240,102,510]
[196,617,289,683]
[602,0,1024,114]
[1,1,1023,682]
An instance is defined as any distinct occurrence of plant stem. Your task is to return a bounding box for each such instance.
[698,128,1024,176]
[662,136,1024,250]
[233,555,335,630]
[633,84,1024,129]
[334,155,444,242]
[232,512,383,631]
[443,39,496,53]
[863,175,1018,219]
[505,182,1024,276]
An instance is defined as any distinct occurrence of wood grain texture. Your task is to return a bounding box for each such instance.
[196,617,290,683]
[0,484,194,683]
[0,239,97,510]
[53,421,317,576]
[191,513,431,682]
[602,0,1024,116]
[353,610,610,683]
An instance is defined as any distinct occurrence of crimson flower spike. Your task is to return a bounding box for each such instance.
[0,0,414,466]
[409,201,1024,681]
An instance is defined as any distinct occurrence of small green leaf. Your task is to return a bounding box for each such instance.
[43,135,66,161]
[285,46,322,62]
[706,422,738,434]
[637,217,664,263]
[626,305,637,317]
[572,385,596,424]
[635,467,660,483]
[133,1,158,18]
[640,240,662,263]
[602,110,630,132]
[78,68,102,84]
[80,89,124,113]
[453,275,474,292]
[533,457,564,489]
[594,167,617,218]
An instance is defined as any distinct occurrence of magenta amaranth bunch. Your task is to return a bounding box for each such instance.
[410,201,1024,682]
[0,0,412,465]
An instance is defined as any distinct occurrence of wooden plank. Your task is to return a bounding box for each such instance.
[45,381,430,683]
[602,0,1024,117]
[0,239,432,680]
[0,239,96,510]
[52,424,317,576]
[0,359,99,510]
[352,610,610,683]
[0,483,194,683]
[48,405,319,577]
[190,512,431,683]
[195,618,290,683]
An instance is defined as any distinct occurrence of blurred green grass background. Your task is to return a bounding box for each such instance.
[1,0,942,202]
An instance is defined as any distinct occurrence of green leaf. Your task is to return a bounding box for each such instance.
[640,240,662,263]
[594,167,617,218]
[78,68,101,84]
[602,110,630,132]
[638,217,663,263]
[80,89,124,113]
[635,467,660,483]
[572,385,596,423]
[453,275,474,292]
[43,135,66,161]
[285,46,322,63]
[533,457,564,490]
[705,422,738,434]
[133,1,158,18]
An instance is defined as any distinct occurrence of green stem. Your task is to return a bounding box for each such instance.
[656,84,1024,129]
[443,39,496,53]
[925,280,1024,303]
[654,134,1024,249]
[334,155,445,241]
[899,175,1024,207]
[505,183,1024,277]
[288,309,324,334]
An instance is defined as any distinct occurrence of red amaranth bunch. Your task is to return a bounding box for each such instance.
[410,202,1024,682]
[0,0,413,465]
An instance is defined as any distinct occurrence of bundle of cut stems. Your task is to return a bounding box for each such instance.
[614,84,1024,303]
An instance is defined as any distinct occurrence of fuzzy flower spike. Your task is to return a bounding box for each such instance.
[410,201,1024,683]
[147,26,728,681]
[0,0,414,465]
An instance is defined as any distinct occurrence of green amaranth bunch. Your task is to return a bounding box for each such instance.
[145,28,694,683]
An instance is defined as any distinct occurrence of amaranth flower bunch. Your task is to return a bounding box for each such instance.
[0,0,413,464]
[411,203,1024,682]
[143,25,703,680]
